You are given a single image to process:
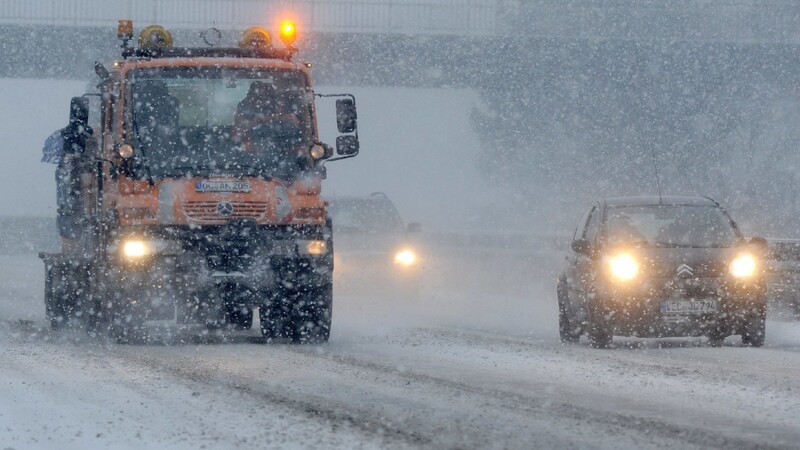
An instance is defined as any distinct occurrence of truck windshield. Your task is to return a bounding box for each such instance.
[128,67,314,179]
[605,205,741,248]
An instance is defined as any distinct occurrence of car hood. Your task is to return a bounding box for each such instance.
[333,231,410,253]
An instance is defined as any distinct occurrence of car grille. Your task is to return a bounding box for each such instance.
[182,201,268,221]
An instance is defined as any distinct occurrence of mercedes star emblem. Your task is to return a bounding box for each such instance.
[216,201,234,216]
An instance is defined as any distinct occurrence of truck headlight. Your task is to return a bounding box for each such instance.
[115,238,181,263]
[122,239,153,259]
[730,253,757,278]
[608,253,639,282]
[394,249,417,267]
[298,240,328,256]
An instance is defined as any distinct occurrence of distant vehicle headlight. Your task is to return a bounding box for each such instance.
[394,249,417,267]
[730,253,757,278]
[608,253,639,281]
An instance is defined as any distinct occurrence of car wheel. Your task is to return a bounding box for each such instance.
[587,303,612,348]
[741,312,766,347]
[588,321,612,348]
[707,322,728,347]
[557,277,580,343]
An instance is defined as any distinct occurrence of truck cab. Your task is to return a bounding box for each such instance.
[41,20,360,343]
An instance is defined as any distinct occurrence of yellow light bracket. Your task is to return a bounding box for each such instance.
[240,27,272,49]
[278,21,297,48]
[118,19,134,40]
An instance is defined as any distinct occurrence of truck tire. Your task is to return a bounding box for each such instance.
[45,262,82,330]
[109,284,148,344]
[292,282,332,344]
[228,306,253,330]
[45,265,69,330]
[557,277,580,343]
[259,301,293,341]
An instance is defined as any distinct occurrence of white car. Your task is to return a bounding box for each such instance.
[328,193,422,298]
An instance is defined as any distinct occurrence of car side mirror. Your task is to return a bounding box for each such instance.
[407,223,422,233]
[336,98,357,133]
[571,238,591,256]
[336,135,359,156]
[749,236,768,254]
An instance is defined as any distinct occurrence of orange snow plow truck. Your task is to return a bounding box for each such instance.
[39,20,360,343]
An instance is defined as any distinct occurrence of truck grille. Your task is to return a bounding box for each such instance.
[182,201,268,221]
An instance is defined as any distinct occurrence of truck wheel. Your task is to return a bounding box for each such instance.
[259,302,293,341]
[741,313,766,347]
[228,306,253,330]
[45,265,67,330]
[109,286,148,344]
[45,263,79,330]
[557,277,580,343]
[110,321,148,344]
[292,282,333,344]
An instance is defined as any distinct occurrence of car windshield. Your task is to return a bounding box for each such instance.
[330,199,405,234]
[128,67,314,180]
[605,205,740,248]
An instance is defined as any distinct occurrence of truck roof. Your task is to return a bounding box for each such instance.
[123,46,295,61]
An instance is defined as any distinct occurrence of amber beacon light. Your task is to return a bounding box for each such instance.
[279,20,297,47]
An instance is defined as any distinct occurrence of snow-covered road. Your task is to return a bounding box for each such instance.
[1,254,799,449]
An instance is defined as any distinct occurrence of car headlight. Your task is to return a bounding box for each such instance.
[608,253,639,281]
[730,253,757,278]
[394,249,417,267]
[298,240,328,256]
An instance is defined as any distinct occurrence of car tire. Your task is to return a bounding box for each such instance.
[557,277,580,343]
[741,312,766,347]
[587,303,612,348]
[588,322,612,348]
[707,322,728,347]
[707,335,725,347]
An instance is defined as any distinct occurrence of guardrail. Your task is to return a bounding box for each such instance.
[0,0,502,35]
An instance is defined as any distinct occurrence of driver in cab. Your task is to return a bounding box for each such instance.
[232,81,303,154]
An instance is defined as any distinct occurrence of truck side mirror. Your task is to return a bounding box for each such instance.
[336,98,357,133]
[69,97,89,128]
[336,135,359,156]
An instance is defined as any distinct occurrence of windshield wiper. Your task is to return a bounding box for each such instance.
[167,164,274,180]
[652,241,705,248]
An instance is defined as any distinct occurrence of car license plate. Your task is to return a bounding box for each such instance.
[660,300,717,314]
[195,180,250,192]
